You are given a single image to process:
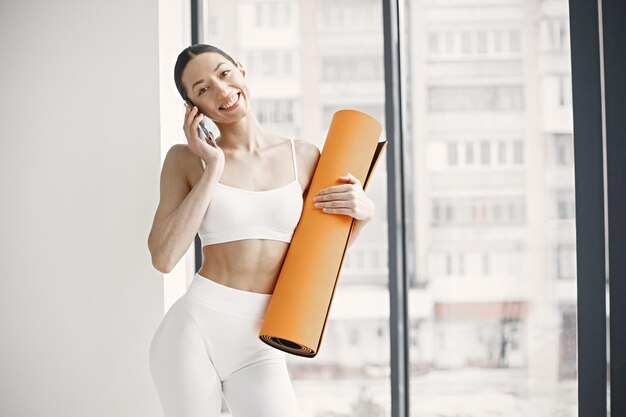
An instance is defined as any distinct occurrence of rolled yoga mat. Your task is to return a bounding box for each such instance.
[258,109,388,358]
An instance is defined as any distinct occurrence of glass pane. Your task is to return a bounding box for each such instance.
[203,1,389,416]
[405,0,577,416]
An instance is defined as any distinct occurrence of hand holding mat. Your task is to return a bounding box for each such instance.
[258,109,388,357]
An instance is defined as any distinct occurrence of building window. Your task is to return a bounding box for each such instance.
[482,253,490,275]
[465,142,475,164]
[541,18,569,52]
[432,197,526,226]
[428,33,439,54]
[429,86,524,112]
[498,142,507,164]
[445,253,453,275]
[207,15,220,36]
[447,142,458,166]
[513,141,524,164]
[480,141,491,165]
[477,31,488,54]
[460,31,472,54]
[255,2,292,27]
[557,74,572,106]
[509,30,521,53]
[322,56,383,81]
[556,245,576,280]
[556,194,575,220]
[553,134,574,166]
[254,99,294,124]
[245,51,293,77]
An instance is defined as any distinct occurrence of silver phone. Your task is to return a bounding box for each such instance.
[198,116,220,147]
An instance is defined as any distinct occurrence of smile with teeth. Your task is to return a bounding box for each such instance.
[220,93,240,110]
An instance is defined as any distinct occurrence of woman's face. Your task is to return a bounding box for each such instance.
[181,52,249,123]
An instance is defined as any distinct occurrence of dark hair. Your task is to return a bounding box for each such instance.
[174,44,237,105]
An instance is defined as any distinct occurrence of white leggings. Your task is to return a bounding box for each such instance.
[149,273,303,417]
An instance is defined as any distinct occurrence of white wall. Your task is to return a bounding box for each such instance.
[0,0,189,415]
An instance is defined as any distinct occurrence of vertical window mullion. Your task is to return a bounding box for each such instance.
[568,0,608,416]
[600,0,626,415]
[383,0,410,416]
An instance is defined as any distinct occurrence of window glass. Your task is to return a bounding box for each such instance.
[405,0,578,415]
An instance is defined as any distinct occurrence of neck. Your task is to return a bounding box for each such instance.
[214,113,271,154]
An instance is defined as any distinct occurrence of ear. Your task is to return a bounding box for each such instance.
[236,61,246,78]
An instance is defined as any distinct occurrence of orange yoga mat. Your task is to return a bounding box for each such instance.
[258,109,387,358]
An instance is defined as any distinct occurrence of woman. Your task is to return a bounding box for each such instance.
[147,44,375,417]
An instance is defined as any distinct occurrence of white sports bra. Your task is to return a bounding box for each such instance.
[198,138,304,246]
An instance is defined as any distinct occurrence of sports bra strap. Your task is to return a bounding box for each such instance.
[290,138,299,182]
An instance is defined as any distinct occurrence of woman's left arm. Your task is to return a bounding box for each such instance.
[312,172,374,250]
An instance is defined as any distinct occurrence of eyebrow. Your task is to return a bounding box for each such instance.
[191,62,228,92]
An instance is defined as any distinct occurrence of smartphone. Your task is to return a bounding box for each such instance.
[198,116,220,147]
[186,99,220,147]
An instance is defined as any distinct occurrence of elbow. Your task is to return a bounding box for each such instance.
[148,239,173,274]
[152,256,173,274]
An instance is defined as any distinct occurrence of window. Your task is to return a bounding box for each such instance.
[245,51,293,77]
[553,133,574,166]
[557,74,572,106]
[431,197,526,226]
[541,18,570,52]
[498,141,507,164]
[428,33,439,54]
[556,245,576,280]
[513,141,524,164]
[254,99,294,124]
[480,141,491,165]
[429,86,524,112]
[477,31,488,54]
[509,30,521,53]
[556,194,575,220]
[465,142,475,164]
[461,31,472,54]
[447,142,458,165]
[207,15,220,36]
[255,2,292,27]
[322,56,383,81]
[482,253,490,275]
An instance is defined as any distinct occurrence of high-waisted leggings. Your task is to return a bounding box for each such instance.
[149,272,303,417]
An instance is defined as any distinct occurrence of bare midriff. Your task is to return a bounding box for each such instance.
[183,138,308,295]
[198,240,289,295]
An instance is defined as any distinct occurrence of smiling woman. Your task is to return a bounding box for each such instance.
[146,43,375,417]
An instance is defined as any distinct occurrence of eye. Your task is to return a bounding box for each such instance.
[199,86,208,95]
[221,70,231,77]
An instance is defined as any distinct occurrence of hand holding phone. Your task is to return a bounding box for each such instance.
[198,116,219,147]
[183,102,224,166]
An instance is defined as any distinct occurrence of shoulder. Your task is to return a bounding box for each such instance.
[169,143,204,169]
[163,144,202,187]
[293,139,320,166]
[165,143,189,162]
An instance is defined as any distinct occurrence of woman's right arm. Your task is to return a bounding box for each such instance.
[147,145,224,273]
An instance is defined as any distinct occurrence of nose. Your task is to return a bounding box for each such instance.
[213,80,230,101]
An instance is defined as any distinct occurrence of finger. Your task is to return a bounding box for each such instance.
[317,199,357,209]
[320,207,353,216]
[192,112,204,133]
[314,192,354,204]
[339,173,360,184]
[317,184,353,195]
[185,106,199,128]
